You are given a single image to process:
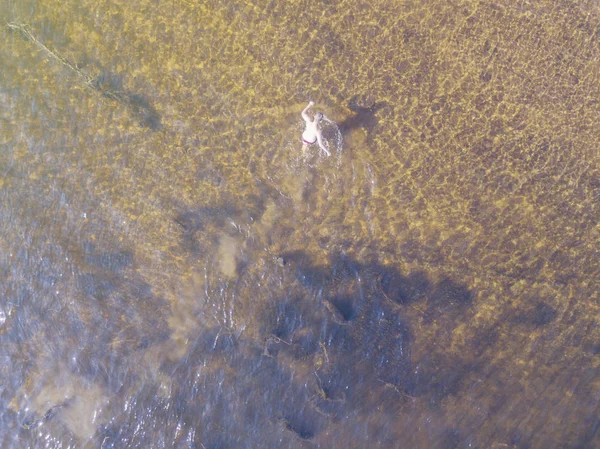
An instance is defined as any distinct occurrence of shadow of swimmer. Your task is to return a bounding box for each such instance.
[338,95,388,138]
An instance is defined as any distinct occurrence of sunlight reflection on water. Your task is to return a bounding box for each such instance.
[1,0,599,448]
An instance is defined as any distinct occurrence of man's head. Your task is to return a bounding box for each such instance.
[315,112,324,122]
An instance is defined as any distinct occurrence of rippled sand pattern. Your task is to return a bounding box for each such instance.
[1,0,599,448]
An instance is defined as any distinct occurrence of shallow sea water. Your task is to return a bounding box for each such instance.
[0,0,599,448]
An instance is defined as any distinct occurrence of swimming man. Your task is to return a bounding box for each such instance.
[301,101,330,157]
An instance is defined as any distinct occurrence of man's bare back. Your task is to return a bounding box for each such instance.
[301,101,330,157]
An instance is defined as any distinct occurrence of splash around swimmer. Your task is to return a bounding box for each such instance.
[301,101,331,157]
